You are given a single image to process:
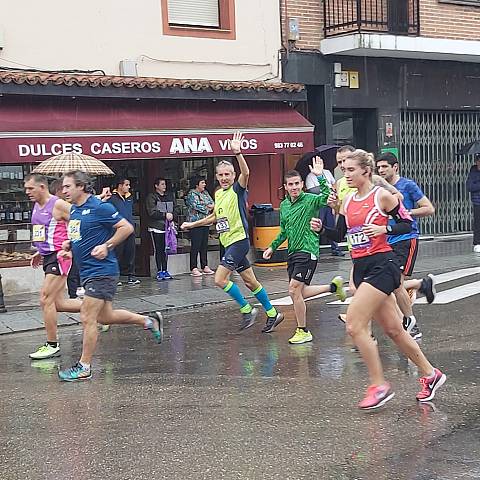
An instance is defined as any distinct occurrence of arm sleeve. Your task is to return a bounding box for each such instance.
[323,214,347,242]
[409,181,425,203]
[312,176,331,207]
[97,202,124,228]
[386,203,413,235]
[270,211,287,252]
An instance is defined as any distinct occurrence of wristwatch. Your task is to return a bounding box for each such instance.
[386,225,393,234]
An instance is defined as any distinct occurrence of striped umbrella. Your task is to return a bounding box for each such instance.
[32,153,115,176]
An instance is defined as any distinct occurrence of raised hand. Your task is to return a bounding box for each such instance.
[309,156,324,177]
[230,131,244,154]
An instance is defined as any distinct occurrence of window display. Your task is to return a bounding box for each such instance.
[0,165,33,265]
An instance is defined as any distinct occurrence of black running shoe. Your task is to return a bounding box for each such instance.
[240,307,258,330]
[402,315,417,334]
[410,324,423,340]
[420,274,436,304]
[261,312,284,333]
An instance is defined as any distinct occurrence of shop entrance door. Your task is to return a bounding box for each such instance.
[332,109,377,152]
[400,110,480,234]
[100,160,150,276]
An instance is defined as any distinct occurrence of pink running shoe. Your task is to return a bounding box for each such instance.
[416,368,446,402]
[358,382,395,410]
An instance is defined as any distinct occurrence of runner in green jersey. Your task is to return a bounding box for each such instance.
[181,132,284,333]
[263,158,347,344]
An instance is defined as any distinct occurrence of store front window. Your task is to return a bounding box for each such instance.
[0,165,34,266]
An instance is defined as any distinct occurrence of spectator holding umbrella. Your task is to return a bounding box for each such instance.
[185,176,215,276]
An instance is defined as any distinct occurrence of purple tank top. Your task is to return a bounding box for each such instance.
[31,195,69,256]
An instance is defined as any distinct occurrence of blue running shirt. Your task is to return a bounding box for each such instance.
[68,195,123,281]
[388,177,424,244]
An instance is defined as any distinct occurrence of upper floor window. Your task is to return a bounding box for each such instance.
[168,0,220,28]
[438,0,480,5]
[162,0,236,39]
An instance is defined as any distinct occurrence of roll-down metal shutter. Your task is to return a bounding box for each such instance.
[168,0,220,27]
[400,110,480,235]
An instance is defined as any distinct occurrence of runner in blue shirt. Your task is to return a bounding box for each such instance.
[57,170,163,382]
[376,152,436,340]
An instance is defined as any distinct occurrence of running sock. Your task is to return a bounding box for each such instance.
[79,361,90,370]
[329,282,336,293]
[299,327,309,332]
[240,303,253,314]
[144,317,153,329]
[223,281,249,309]
[426,369,436,379]
[252,285,277,317]
[47,341,58,348]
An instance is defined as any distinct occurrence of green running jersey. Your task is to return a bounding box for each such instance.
[270,177,330,257]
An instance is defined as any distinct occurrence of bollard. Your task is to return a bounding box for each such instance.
[0,274,7,313]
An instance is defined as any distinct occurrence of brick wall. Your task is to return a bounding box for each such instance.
[281,0,480,49]
[280,0,323,50]
[421,1,480,40]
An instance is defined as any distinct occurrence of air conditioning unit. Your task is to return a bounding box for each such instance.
[119,60,138,77]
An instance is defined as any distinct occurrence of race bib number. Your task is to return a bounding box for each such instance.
[216,217,230,233]
[32,224,46,242]
[347,226,371,250]
[68,220,82,241]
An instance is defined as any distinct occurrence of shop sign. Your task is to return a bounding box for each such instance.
[0,130,313,163]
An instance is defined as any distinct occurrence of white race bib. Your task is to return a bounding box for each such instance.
[347,227,371,249]
[216,217,230,234]
[32,224,46,242]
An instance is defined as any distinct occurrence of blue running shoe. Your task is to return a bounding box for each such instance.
[58,362,92,382]
[163,270,173,280]
[156,271,165,281]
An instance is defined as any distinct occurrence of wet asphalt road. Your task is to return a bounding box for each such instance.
[1,286,480,480]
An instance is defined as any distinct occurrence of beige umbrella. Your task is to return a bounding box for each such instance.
[32,153,115,176]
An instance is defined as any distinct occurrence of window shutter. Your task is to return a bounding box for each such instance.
[168,0,220,27]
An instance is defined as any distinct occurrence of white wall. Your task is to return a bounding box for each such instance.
[0,0,282,81]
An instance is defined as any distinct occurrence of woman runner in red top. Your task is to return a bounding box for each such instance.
[316,149,446,409]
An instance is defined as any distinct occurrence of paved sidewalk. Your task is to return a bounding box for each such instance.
[2,235,479,334]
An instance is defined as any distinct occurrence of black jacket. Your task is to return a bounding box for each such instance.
[145,191,175,230]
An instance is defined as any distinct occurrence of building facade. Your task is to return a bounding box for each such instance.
[0,0,313,291]
[281,0,480,235]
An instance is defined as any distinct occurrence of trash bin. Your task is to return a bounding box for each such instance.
[250,204,287,266]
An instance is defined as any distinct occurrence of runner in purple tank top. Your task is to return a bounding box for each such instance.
[25,174,82,360]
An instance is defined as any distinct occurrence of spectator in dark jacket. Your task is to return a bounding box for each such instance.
[467,154,480,253]
[146,177,176,280]
[109,177,140,285]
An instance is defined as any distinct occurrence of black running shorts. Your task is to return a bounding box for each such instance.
[352,251,401,295]
[83,276,119,302]
[42,252,61,276]
[391,238,418,277]
[287,252,318,286]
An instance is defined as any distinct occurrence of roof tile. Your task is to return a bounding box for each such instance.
[0,71,305,93]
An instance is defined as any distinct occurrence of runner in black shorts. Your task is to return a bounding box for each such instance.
[57,171,163,382]
[317,149,445,409]
[377,153,437,340]
[264,162,346,345]
[392,238,418,277]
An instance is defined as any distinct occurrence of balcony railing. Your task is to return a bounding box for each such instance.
[324,0,420,38]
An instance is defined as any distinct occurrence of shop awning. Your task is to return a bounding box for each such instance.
[0,100,314,163]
